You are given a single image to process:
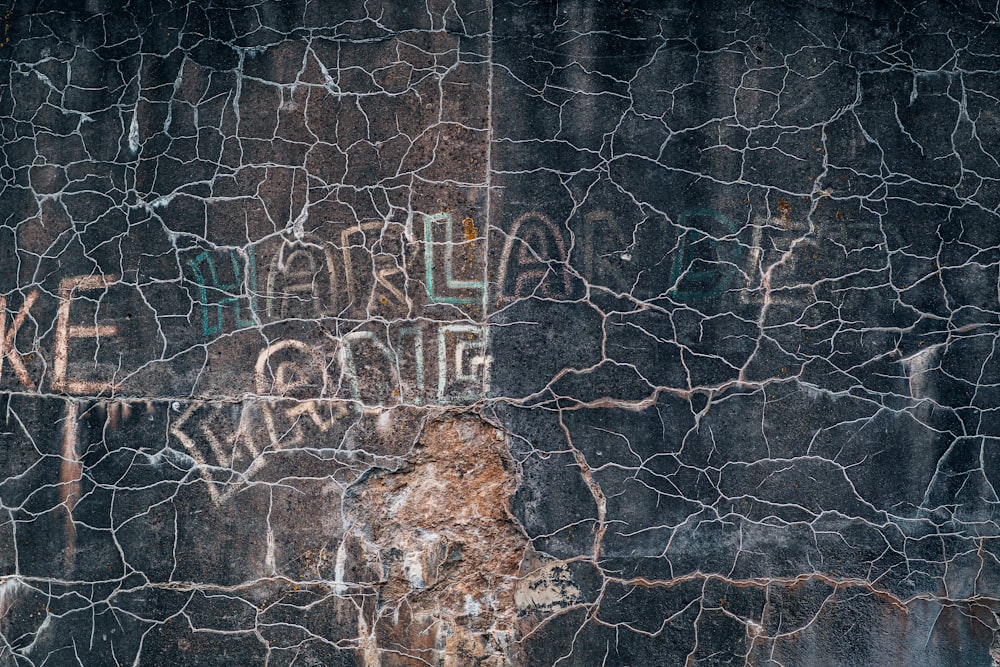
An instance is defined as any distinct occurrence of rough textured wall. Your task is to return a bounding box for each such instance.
[1,0,1000,665]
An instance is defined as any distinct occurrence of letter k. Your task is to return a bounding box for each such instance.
[0,290,38,391]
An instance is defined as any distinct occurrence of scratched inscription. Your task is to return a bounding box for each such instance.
[2,1,1000,666]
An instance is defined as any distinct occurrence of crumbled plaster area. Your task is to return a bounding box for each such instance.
[343,415,526,667]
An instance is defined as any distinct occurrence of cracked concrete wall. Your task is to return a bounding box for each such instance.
[2,0,1000,665]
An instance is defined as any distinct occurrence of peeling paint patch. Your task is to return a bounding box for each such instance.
[515,559,584,613]
[0,576,25,617]
[128,111,139,154]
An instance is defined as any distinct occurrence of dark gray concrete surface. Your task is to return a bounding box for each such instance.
[2,0,1000,665]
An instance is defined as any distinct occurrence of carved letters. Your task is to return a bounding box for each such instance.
[0,274,120,395]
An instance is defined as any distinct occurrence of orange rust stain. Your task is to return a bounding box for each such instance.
[777,198,792,228]
[461,216,478,241]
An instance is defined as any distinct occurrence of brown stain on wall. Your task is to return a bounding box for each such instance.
[777,198,792,228]
[462,216,478,241]
[343,414,527,666]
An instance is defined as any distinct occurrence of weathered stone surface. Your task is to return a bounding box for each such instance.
[2,0,1000,664]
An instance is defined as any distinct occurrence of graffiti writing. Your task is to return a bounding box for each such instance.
[496,212,573,303]
[668,209,742,302]
[424,212,485,306]
[189,249,258,336]
[0,274,120,395]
